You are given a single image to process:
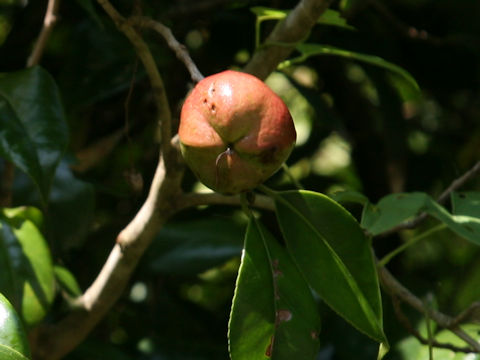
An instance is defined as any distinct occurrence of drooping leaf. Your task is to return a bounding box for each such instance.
[0,66,69,202]
[362,192,480,245]
[0,293,30,359]
[329,190,368,206]
[272,190,387,346]
[148,217,245,275]
[278,44,420,97]
[228,216,321,360]
[0,208,55,327]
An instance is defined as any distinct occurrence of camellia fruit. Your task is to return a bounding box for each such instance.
[178,70,296,194]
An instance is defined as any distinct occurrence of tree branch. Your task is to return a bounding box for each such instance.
[244,0,333,80]
[378,265,480,352]
[130,16,204,83]
[26,0,61,67]
[96,0,174,164]
[177,192,275,212]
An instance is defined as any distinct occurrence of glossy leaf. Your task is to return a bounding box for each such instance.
[228,216,321,360]
[0,293,30,359]
[278,44,420,97]
[54,265,82,297]
[0,66,68,202]
[362,192,480,245]
[273,190,386,345]
[0,208,55,326]
[228,218,275,360]
[148,217,245,275]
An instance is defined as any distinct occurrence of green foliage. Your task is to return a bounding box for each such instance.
[0,66,68,203]
[228,216,320,360]
[0,0,480,359]
[0,293,31,360]
[0,207,55,327]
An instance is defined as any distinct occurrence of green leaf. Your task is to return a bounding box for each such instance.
[361,192,428,235]
[0,293,30,359]
[54,265,82,297]
[0,208,55,327]
[362,192,480,245]
[0,66,69,203]
[228,217,321,360]
[148,217,245,275]
[272,190,387,345]
[278,44,420,97]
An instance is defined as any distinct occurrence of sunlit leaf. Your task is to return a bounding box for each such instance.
[251,7,355,30]
[0,293,30,359]
[451,191,480,218]
[54,265,82,297]
[272,190,387,345]
[0,66,68,203]
[0,208,55,326]
[228,216,321,360]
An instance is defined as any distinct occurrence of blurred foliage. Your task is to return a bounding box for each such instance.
[1,0,480,359]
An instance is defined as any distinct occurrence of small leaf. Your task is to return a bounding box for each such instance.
[279,44,420,97]
[0,209,55,327]
[361,192,428,235]
[273,190,387,345]
[0,293,31,359]
[0,66,69,202]
[54,266,82,297]
[228,217,321,360]
[362,192,480,245]
[250,7,355,30]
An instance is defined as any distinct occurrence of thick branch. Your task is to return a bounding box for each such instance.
[26,0,61,67]
[244,0,333,80]
[131,16,204,83]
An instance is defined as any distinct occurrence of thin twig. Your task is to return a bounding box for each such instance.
[378,264,480,352]
[96,0,174,164]
[244,0,334,80]
[392,297,475,353]
[380,160,480,236]
[27,0,61,67]
[131,16,204,83]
